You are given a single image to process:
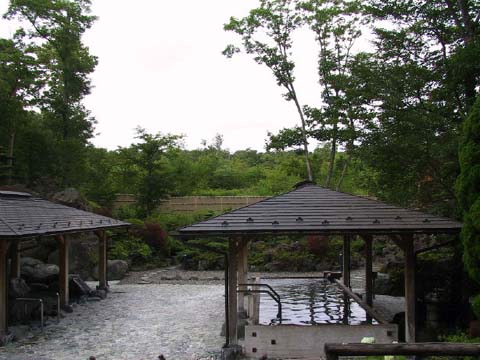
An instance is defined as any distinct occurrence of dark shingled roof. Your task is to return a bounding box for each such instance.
[0,191,128,239]
[178,183,462,237]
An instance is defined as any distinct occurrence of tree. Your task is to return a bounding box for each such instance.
[299,0,365,189]
[223,0,314,181]
[5,0,98,186]
[0,36,38,184]
[127,128,181,217]
[456,96,480,291]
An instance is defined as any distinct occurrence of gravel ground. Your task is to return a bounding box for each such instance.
[0,282,225,360]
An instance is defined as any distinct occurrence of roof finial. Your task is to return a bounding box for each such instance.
[293,180,316,189]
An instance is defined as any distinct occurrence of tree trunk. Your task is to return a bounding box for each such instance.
[325,124,337,188]
[7,131,15,185]
[291,92,314,181]
[335,155,350,191]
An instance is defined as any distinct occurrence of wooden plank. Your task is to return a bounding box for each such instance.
[57,235,69,308]
[228,238,238,345]
[324,342,480,358]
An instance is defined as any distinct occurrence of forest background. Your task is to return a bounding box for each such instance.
[0,0,479,327]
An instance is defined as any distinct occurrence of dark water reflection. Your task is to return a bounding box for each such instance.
[259,278,374,325]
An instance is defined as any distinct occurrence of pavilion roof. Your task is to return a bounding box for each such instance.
[178,182,462,237]
[0,191,128,239]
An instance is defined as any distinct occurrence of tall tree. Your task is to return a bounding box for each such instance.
[223,0,314,181]
[456,95,480,291]
[5,0,98,186]
[0,36,38,184]
[299,0,365,188]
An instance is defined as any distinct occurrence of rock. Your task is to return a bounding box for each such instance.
[69,275,92,298]
[375,272,394,295]
[108,259,128,280]
[51,188,91,211]
[93,260,128,281]
[9,278,30,298]
[61,304,74,313]
[91,289,107,299]
[20,257,43,267]
[22,262,59,284]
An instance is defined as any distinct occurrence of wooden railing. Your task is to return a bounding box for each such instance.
[324,342,480,359]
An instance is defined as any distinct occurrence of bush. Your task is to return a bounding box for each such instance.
[143,222,169,254]
[110,235,152,265]
[112,204,141,220]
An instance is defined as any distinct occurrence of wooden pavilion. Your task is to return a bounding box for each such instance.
[178,181,462,358]
[0,190,129,344]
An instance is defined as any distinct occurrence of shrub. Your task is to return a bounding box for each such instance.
[109,235,152,265]
[307,235,329,257]
[142,223,169,254]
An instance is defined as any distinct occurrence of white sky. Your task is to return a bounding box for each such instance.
[0,1,370,152]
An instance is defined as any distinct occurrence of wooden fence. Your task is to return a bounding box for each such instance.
[113,194,268,213]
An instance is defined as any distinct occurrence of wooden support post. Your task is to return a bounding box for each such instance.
[0,241,10,339]
[96,230,108,291]
[237,238,248,314]
[228,238,238,345]
[391,234,416,343]
[404,237,416,343]
[364,235,373,324]
[10,240,20,278]
[343,235,351,288]
[57,235,69,308]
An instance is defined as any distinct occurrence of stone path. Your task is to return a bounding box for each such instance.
[0,283,225,360]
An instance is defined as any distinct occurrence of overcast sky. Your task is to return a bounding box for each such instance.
[0,1,339,152]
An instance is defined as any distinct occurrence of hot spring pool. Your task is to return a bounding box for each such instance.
[259,278,375,325]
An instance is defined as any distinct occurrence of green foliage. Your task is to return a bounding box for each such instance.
[109,235,152,265]
[456,96,480,283]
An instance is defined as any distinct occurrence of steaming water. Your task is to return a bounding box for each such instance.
[259,278,375,325]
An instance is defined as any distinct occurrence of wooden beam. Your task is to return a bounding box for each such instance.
[10,240,20,278]
[57,235,69,308]
[334,279,388,325]
[0,241,10,338]
[324,342,480,359]
[95,230,108,290]
[228,238,238,345]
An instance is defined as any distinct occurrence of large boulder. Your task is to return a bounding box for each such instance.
[93,260,128,281]
[20,257,43,267]
[51,188,91,211]
[21,258,59,284]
